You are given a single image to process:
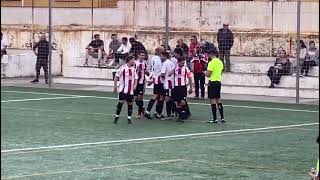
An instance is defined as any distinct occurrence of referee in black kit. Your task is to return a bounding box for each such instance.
[31,34,50,84]
[204,49,225,124]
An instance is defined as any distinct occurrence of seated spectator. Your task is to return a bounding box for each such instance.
[106,34,121,67]
[292,40,308,77]
[200,39,217,54]
[176,38,189,58]
[129,37,148,60]
[84,34,105,67]
[1,32,9,59]
[267,50,291,88]
[115,37,132,68]
[301,40,319,76]
[191,47,208,98]
[161,37,171,52]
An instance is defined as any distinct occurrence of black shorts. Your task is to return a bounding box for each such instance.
[134,84,145,96]
[174,86,187,102]
[119,92,134,103]
[165,88,175,97]
[208,81,221,99]
[154,83,165,95]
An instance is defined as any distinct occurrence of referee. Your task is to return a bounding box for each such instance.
[204,49,225,123]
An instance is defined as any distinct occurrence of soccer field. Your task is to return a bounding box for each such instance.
[1,86,319,180]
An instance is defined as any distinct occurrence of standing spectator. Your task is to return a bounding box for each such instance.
[293,40,308,77]
[129,37,148,60]
[176,38,189,58]
[31,34,50,84]
[188,36,201,70]
[301,41,319,76]
[115,37,132,68]
[192,47,208,99]
[161,37,171,52]
[84,34,105,67]
[200,39,217,54]
[204,49,225,124]
[217,23,234,72]
[267,50,291,88]
[1,32,9,59]
[106,34,121,67]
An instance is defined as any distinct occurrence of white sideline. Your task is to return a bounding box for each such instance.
[1,122,318,153]
[1,96,87,103]
[1,159,184,179]
[1,90,318,113]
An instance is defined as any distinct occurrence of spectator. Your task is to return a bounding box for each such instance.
[1,32,9,59]
[301,41,319,76]
[129,37,148,60]
[115,37,132,68]
[176,38,189,58]
[217,23,234,72]
[84,34,105,67]
[161,37,171,52]
[188,35,200,59]
[31,34,50,84]
[200,39,217,54]
[267,50,291,88]
[188,36,201,71]
[293,40,308,77]
[106,34,121,66]
[191,46,208,98]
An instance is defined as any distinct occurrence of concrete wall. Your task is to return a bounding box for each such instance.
[1,49,62,78]
[1,0,319,64]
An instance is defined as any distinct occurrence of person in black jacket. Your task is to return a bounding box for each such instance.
[217,23,234,72]
[129,37,148,60]
[31,34,50,84]
[200,40,217,54]
[267,50,291,88]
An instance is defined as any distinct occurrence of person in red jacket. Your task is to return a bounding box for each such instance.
[191,47,208,98]
[188,36,201,71]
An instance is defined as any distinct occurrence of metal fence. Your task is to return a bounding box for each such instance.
[1,0,319,103]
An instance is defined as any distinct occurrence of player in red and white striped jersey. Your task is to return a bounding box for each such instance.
[169,57,193,122]
[134,51,149,119]
[160,51,176,119]
[113,55,138,124]
[145,46,166,119]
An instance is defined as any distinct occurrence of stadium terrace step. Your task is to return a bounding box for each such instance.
[53,77,318,99]
[63,66,319,89]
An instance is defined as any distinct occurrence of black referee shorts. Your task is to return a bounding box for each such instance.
[208,81,221,99]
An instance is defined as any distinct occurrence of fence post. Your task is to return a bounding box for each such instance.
[48,0,53,88]
[165,0,169,49]
[295,0,301,103]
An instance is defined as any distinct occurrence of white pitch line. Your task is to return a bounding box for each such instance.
[1,159,184,179]
[1,128,306,156]
[2,90,318,113]
[1,96,88,103]
[1,122,318,153]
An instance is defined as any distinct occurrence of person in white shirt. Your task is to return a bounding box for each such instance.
[160,51,176,119]
[1,32,9,59]
[113,55,138,124]
[134,51,149,119]
[145,46,166,119]
[115,37,132,68]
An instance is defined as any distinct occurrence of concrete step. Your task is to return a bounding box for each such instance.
[53,77,318,99]
[63,66,319,89]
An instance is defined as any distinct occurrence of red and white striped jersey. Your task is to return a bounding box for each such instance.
[174,66,191,87]
[161,59,175,90]
[134,60,148,85]
[150,55,163,85]
[115,64,138,95]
